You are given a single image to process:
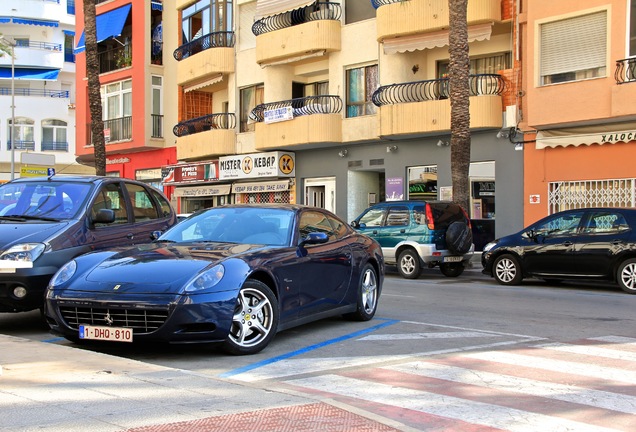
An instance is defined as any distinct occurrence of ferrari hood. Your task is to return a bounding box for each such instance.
[84,241,262,285]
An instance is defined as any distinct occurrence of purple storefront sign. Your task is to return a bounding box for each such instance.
[386,177,404,201]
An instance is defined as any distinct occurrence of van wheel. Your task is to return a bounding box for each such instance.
[397,249,421,279]
[446,221,473,255]
[440,263,464,277]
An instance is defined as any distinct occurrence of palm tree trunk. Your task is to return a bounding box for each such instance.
[83,0,106,176]
[448,0,471,212]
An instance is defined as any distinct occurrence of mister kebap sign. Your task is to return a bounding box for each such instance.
[219,151,295,180]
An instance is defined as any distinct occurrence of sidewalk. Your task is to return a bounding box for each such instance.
[0,334,406,432]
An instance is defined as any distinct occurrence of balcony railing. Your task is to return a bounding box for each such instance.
[8,141,35,151]
[42,141,69,152]
[615,58,636,84]
[0,88,69,98]
[89,117,133,144]
[152,114,163,138]
[173,113,236,137]
[252,1,342,36]
[372,74,505,106]
[370,0,401,7]
[15,40,62,51]
[173,32,235,61]
[98,45,132,74]
[250,95,343,122]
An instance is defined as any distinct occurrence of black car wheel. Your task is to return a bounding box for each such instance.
[440,263,465,277]
[397,249,421,279]
[617,258,636,294]
[446,221,473,255]
[345,263,379,321]
[223,279,279,355]
[493,254,522,285]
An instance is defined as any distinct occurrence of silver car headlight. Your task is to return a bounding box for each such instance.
[482,241,498,253]
[49,260,77,287]
[0,243,45,262]
[184,264,225,293]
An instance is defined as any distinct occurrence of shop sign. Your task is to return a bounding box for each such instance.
[386,177,404,201]
[232,180,290,194]
[174,183,231,197]
[106,157,130,165]
[219,151,295,180]
[136,168,162,181]
[264,106,293,124]
[529,194,541,204]
[472,181,495,198]
[163,161,219,184]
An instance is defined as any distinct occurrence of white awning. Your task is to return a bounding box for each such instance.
[383,23,493,54]
[536,123,636,149]
[174,184,231,197]
[183,74,224,93]
[255,0,314,20]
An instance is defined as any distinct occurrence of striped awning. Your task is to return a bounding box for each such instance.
[383,23,493,54]
[255,0,314,19]
[536,122,636,149]
[75,4,131,54]
[0,17,59,27]
[183,74,224,93]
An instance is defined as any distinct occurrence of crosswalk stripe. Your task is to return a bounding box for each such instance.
[359,331,503,341]
[537,342,636,362]
[588,336,636,344]
[384,361,636,414]
[463,351,636,384]
[289,375,621,432]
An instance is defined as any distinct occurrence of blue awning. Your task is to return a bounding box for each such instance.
[12,18,59,27]
[0,67,60,80]
[75,3,132,54]
[63,29,75,36]
[151,1,162,11]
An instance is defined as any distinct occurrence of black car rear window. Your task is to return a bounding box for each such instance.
[428,202,466,228]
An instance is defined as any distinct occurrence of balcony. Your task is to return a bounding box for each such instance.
[251,95,342,150]
[98,45,132,74]
[253,2,341,66]
[42,141,69,152]
[87,116,132,145]
[175,32,235,87]
[174,113,236,160]
[612,58,636,119]
[372,74,504,139]
[374,0,501,43]
[0,43,64,70]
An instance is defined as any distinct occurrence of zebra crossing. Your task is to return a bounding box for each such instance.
[231,335,636,431]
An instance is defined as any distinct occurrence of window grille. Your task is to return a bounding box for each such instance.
[548,179,636,213]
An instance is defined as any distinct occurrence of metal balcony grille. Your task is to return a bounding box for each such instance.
[249,95,342,123]
[252,1,341,36]
[59,305,169,334]
[548,179,636,214]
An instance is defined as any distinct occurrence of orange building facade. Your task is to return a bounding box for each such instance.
[520,0,636,225]
[74,0,178,198]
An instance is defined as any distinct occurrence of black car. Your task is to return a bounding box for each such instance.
[44,204,384,355]
[0,175,176,313]
[482,207,636,293]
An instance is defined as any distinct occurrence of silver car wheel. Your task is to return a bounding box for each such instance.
[618,259,636,293]
[494,255,521,285]
[361,266,378,314]
[229,287,274,348]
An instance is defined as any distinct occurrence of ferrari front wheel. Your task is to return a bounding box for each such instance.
[223,279,279,355]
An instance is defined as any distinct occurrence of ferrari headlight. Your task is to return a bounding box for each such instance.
[184,264,225,293]
[49,260,77,287]
[482,241,498,253]
[0,243,45,262]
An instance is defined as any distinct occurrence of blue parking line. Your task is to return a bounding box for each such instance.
[219,317,400,379]
[42,337,66,343]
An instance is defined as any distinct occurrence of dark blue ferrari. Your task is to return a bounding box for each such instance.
[44,204,384,355]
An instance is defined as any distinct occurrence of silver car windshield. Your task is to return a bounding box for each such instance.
[160,207,294,246]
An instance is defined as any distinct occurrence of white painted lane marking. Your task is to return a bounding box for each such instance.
[290,375,621,432]
[464,351,636,384]
[537,342,636,361]
[359,331,504,341]
[588,336,636,344]
[385,361,636,414]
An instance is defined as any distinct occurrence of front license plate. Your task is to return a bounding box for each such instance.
[79,325,133,343]
[443,256,463,263]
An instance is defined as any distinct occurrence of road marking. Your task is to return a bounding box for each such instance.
[537,342,636,361]
[385,361,636,414]
[289,375,621,432]
[359,331,504,341]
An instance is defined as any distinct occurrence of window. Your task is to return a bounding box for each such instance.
[151,76,163,138]
[151,189,172,218]
[125,183,159,222]
[304,81,329,97]
[240,84,264,132]
[438,52,511,77]
[346,65,378,118]
[182,0,233,43]
[298,211,342,242]
[386,207,410,226]
[533,211,584,237]
[549,179,636,213]
[92,183,128,225]
[540,11,607,85]
[41,119,68,152]
[101,79,133,142]
[64,33,75,63]
[8,117,34,151]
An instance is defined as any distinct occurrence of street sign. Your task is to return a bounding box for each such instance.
[20,166,49,177]
[20,152,55,166]
[47,168,55,176]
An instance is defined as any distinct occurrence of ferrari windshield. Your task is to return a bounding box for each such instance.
[160,207,294,246]
[0,181,92,220]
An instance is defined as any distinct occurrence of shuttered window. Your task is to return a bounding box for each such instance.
[540,11,607,85]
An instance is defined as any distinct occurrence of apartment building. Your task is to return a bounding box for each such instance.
[0,0,92,181]
[521,0,636,225]
[74,0,178,197]
[169,0,525,240]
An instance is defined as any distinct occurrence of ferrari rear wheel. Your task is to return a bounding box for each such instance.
[344,263,379,321]
[223,279,279,355]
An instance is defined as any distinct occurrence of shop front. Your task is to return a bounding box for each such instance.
[105,147,176,198]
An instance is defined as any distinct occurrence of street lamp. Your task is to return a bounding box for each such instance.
[0,36,16,180]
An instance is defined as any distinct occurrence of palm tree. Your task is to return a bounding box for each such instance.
[448,0,471,211]
[83,0,106,175]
